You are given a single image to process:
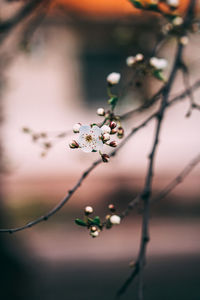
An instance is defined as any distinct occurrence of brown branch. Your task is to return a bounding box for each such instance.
[0,78,199,234]
[116,0,196,298]
[0,0,49,44]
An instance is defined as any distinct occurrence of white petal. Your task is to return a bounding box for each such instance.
[79,125,91,135]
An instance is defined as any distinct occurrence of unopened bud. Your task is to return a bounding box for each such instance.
[110,128,118,135]
[90,230,99,238]
[108,204,115,212]
[107,72,121,85]
[110,215,121,225]
[117,127,124,139]
[69,140,79,149]
[126,56,136,67]
[101,154,110,163]
[97,108,105,116]
[135,53,144,62]
[109,141,117,147]
[110,121,117,129]
[180,36,189,46]
[101,125,111,134]
[91,226,97,232]
[173,16,183,27]
[85,206,93,214]
[103,133,110,142]
[73,123,81,133]
[22,127,30,133]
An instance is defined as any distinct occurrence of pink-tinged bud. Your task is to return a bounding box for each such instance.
[90,230,99,238]
[108,204,115,212]
[110,121,117,129]
[69,140,79,149]
[85,206,93,214]
[101,154,110,163]
[109,141,117,147]
[73,123,81,133]
[103,133,110,142]
[91,226,97,232]
[110,128,117,135]
[117,127,124,139]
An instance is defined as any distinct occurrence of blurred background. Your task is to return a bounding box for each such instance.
[0,0,200,299]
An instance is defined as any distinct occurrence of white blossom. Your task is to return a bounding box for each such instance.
[77,125,103,153]
[126,56,136,67]
[101,125,111,134]
[110,215,121,225]
[73,123,81,133]
[107,72,121,85]
[150,57,168,70]
[167,0,179,7]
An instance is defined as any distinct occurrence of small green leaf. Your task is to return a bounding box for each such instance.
[153,70,165,82]
[148,4,158,11]
[108,96,118,110]
[87,217,94,225]
[75,219,87,227]
[129,0,143,9]
[93,216,101,226]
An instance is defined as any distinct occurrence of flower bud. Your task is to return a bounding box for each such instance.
[69,140,79,149]
[110,128,118,135]
[135,53,144,62]
[91,226,97,232]
[90,230,99,238]
[167,0,179,8]
[180,36,189,46]
[106,72,121,85]
[108,204,115,212]
[126,56,136,67]
[173,16,183,26]
[149,57,168,70]
[101,154,110,163]
[73,123,81,133]
[103,133,110,142]
[110,215,121,225]
[109,141,117,147]
[110,121,117,129]
[85,206,93,214]
[97,108,105,116]
[101,125,111,134]
[117,127,124,139]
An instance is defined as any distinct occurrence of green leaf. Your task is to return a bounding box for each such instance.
[108,96,118,110]
[129,0,143,9]
[75,219,87,227]
[153,70,166,82]
[148,3,158,11]
[93,216,101,226]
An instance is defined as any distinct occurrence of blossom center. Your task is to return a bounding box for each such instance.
[85,134,93,143]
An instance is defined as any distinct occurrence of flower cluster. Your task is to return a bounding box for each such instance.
[75,204,121,238]
[69,120,124,162]
[126,53,168,82]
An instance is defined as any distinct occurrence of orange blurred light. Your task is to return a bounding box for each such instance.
[52,0,191,16]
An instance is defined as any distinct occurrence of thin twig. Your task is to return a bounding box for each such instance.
[0,79,199,234]
[116,0,196,298]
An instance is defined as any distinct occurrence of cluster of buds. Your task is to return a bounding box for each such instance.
[126,53,144,67]
[126,53,168,82]
[75,204,121,238]
[75,206,102,238]
[69,112,125,163]
[22,126,68,157]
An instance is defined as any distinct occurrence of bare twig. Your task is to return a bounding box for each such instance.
[116,0,196,298]
[0,78,199,233]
